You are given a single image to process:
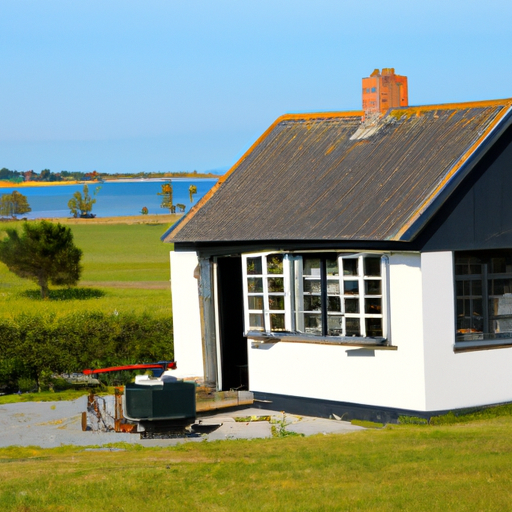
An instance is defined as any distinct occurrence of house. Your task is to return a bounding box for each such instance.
[162,71,512,422]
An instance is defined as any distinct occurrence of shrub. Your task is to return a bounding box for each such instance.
[0,311,173,391]
[398,416,428,425]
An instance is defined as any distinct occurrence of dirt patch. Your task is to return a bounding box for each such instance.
[44,214,182,225]
[80,281,170,289]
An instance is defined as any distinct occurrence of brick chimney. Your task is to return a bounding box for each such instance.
[362,68,408,116]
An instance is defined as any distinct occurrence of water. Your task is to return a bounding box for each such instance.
[0,178,217,219]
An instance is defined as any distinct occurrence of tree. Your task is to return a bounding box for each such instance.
[0,167,17,180]
[40,169,51,181]
[189,184,197,203]
[68,184,100,218]
[0,221,83,298]
[0,190,31,218]
[158,181,173,213]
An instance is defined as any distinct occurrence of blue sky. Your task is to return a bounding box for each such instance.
[1,1,511,174]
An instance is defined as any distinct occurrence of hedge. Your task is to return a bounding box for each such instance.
[0,311,173,392]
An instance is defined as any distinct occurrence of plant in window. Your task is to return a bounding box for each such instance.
[267,255,283,274]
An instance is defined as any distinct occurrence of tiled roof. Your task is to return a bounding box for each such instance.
[163,100,512,244]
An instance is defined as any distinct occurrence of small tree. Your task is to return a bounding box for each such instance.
[0,221,82,298]
[158,181,173,213]
[68,184,100,218]
[189,184,197,203]
[0,190,31,218]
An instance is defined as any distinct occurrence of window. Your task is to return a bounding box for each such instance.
[455,251,512,344]
[242,252,389,341]
[245,253,291,332]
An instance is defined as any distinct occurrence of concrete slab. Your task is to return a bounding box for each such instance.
[198,408,365,438]
[0,400,364,448]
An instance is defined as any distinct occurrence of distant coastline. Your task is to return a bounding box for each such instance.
[0,176,219,189]
[0,178,217,220]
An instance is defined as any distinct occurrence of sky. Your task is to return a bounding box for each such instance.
[1,0,512,175]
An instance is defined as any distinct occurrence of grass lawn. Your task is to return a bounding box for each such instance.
[1,416,512,511]
[0,217,177,317]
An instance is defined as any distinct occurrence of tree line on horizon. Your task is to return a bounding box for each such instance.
[0,167,221,184]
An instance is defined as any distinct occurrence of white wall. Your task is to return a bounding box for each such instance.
[170,251,204,379]
[247,252,428,411]
[422,252,512,411]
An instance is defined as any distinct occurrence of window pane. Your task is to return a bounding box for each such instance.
[489,296,512,334]
[328,296,341,312]
[456,299,466,331]
[247,257,262,275]
[454,256,482,275]
[268,277,284,292]
[343,259,358,276]
[345,318,360,336]
[304,279,321,294]
[249,313,264,331]
[489,278,512,295]
[327,280,340,294]
[327,316,343,336]
[304,295,322,311]
[365,298,382,314]
[304,314,322,335]
[247,278,263,293]
[490,256,512,274]
[345,298,359,313]
[267,254,283,274]
[248,296,263,310]
[326,258,339,276]
[269,296,284,310]
[471,280,482,296]
[365,280,381,295]
[366,318,383,337]
[270,314,286,331]
[364,257,381,277]
[344,280,359,295]
[303,258,321,276]
[457,298,483,333]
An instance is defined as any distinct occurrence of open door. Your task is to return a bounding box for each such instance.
[216,256,248,390]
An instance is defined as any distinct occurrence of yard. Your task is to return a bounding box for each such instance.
[0,216,176,318]
[1,413,511,511]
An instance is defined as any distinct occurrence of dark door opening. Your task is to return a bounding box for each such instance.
[216,256,247,390]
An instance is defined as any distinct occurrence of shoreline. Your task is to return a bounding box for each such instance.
[0,176,219,189]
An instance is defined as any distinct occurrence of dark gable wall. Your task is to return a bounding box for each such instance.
[417,124,512,252]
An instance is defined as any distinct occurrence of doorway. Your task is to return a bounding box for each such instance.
[216,256,248,390]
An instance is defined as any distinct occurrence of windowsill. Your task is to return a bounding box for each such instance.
[247,331,396,350]
[455,337,512,352]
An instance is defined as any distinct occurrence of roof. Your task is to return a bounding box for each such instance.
[163,99,512,244]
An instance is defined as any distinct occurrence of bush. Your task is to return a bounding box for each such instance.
[398,416,428,425]
[0,311,173,391]
[17,377,37,393]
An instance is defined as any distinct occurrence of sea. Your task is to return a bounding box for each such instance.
[0,178,218,219]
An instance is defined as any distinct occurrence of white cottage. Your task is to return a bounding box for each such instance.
[162,96,512,422]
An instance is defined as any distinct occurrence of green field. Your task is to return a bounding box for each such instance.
[2,415,512,511]
[0,219,176,317]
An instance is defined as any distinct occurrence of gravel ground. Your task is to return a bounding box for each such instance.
[0,397,364,449]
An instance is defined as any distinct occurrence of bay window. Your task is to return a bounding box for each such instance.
[242,252,389,342]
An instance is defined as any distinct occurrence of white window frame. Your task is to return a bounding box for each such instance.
[242,251,389,341]
[242,252,293,333]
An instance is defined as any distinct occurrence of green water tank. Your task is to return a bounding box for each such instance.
[123,381,196,421]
